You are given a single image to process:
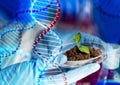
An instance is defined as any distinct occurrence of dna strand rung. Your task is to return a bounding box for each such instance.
[0,31,21,57]
[31,0,60,29]
[34,30,62,58]
[31,0,66,84]
[0,0,59,39]
[15,12,36,31]
[14,0,58,31]
[0,0,66,84]
[32,30,67,85]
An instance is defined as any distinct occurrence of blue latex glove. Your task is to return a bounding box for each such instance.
[54,29,120,70]
[1,29,101,85]
[0,56,100,85]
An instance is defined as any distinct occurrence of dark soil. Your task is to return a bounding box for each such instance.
[64,46,101,61]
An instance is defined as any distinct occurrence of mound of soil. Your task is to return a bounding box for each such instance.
[64,46,101,61]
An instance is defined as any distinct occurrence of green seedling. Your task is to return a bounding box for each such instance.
[73,32,90,54]
[73,33,81,45]
[78,46,90,54]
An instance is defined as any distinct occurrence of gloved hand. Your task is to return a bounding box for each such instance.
[80,32,114,58]
[1,29,100,85]
[54,29,114,58]
[31,29,101,85]
[35,55,100,85]
[54,29,119,70]
[79,32,120,69]
[0,53,100,85]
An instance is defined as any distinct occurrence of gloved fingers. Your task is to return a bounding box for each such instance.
[80,32,109,52]
[40,76,65,85]
[36,54,67,71]
[80,32,103,45]
[53,54,67,66]
[65,63,100,84]
[94,57,104,63]
[46,30,62,56]
[102,44,120,69]
[80,32,115,59]
[33,30,62,58]
[111,44,120,54]
[40,63,100,85]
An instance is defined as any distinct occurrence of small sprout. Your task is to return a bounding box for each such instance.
[73,33,81,44]
[78,46,90,54]
[73,32,90,54]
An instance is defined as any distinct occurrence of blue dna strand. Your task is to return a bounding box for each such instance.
[30,0,63,84]
[0,24,22,57]
[15,0,60,31]
[0,0,60,68]
[32,30,65,85]
[0,0,61,82]
[0,0,60,41]
[30,0,60,29]
[1,0,58,38]
[33,30,62,58]
[0,28,22,69]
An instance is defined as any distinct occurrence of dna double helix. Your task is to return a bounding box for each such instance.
[0,0,67,84]
[31,0,67,84]
[0,0,60,57]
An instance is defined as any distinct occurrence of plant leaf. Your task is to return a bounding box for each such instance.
[73,33,81,44]
[78,46,90,54]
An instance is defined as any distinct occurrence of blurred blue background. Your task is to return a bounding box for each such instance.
[58,0,120,44]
